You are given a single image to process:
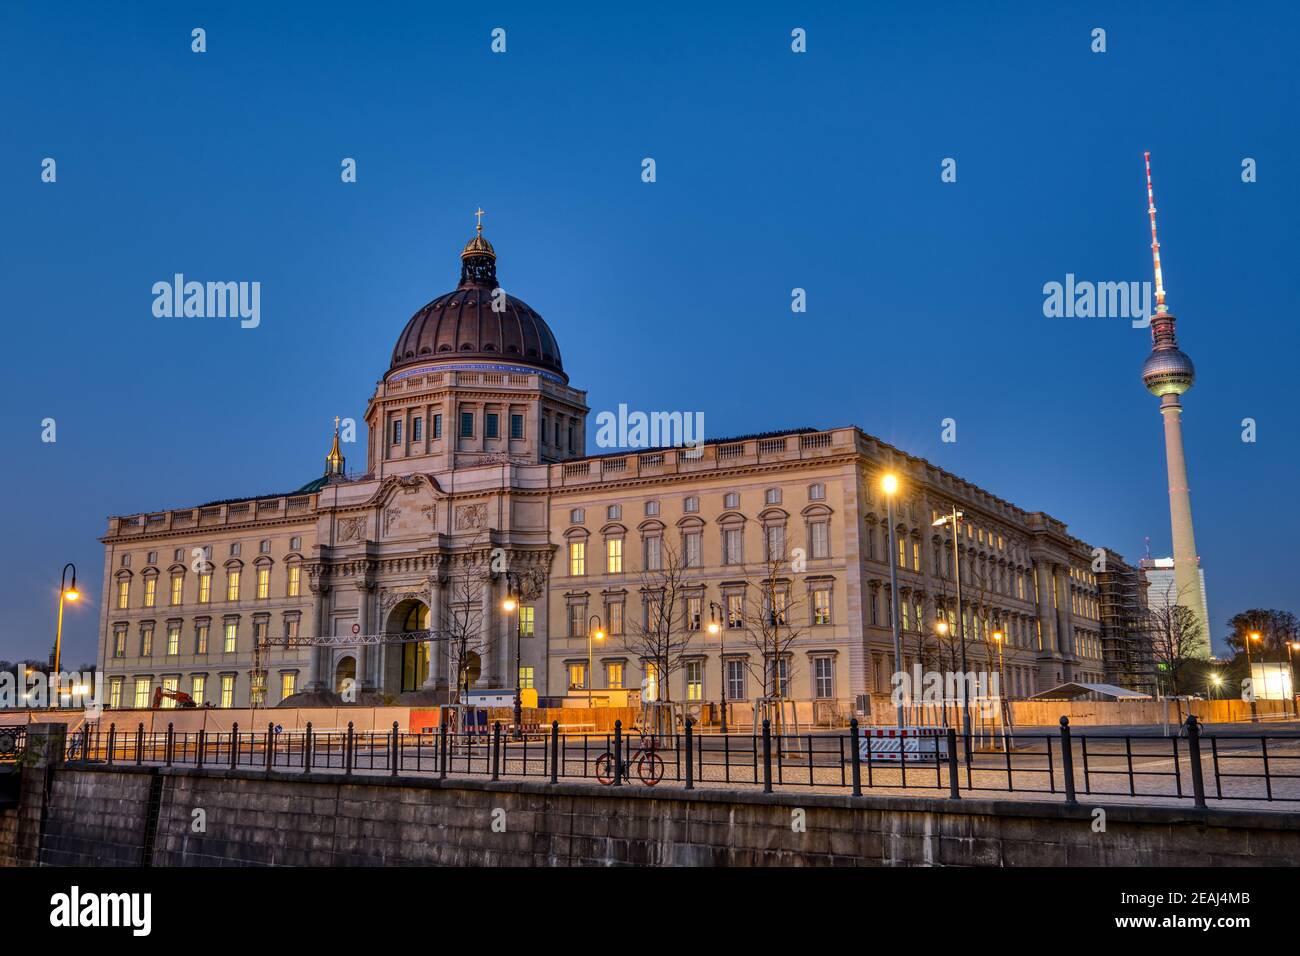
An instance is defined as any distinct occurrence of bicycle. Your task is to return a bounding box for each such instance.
[595,731,665,786]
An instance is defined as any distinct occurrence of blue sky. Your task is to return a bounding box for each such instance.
[1,1,1296,664]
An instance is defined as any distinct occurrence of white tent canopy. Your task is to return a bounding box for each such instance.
[1027,682,1153,701]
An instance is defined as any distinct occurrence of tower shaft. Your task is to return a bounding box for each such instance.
[1159,394,1209,646]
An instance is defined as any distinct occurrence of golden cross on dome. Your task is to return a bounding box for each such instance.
[474,207,486,234]
[334,415,341,431]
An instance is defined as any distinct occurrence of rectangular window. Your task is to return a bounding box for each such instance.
[684,531,702,568]
[726,594,744,628]
[140,627,153,657]
[195,623,209,655]
[644,500,660,517]
[606,538,623,573]
[287,565,301,597]
[143,577,156,608]
[256,567,270,599]
[224,622,237,653]
[286,617,299,639]
[113,627,127,658]
[912,541,921,572]
[519,606,535,637]
[191,675,206,707]
[568,663,587,689]
[160,676,179,708]
[771,658,789,697]
[644,663,659,701]
[170,573,184,606]
[510,414,524,439]
[607,601,623,636]
[280,673,295,701]
[412,417,423,442]
[250,671,266,707]
[485,413,499,438]
[167,624,180,656]
[117,579,130,609]
[606,662,623,689]
[814,657,834,698]
[686,661,703,701]
[897,536,907,569]
[569,604,584,639]
[813,588,832,625]
[569,540,586,576]
[810,521,829,559]
[726,660,745,700]
[198,573,211,603]
[391,419,403,445]
[259,539,271,554]
[518,666,535,690]
[684,496,699,513]
[433,414,442,439]
[644,535,662,571]
[108,677,123,709]
[220,674,235,708]
[253,620,267,647]
[460,411,474,437]
[809,483,825,501]
[723,528,742,565]
[686,596,702,630]
[133,679,151,709]
[765,525,785,562]
[227,570,241,602]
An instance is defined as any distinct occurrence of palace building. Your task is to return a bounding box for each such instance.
[95,224,1152,713]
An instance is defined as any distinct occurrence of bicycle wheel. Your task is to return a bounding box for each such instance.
[637,752,665,786]
[594,752,617,785]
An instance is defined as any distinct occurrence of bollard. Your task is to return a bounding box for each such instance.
[230,722,239,768]
[439,722,448,779]
[1186,715,1207,808]
[135,722,144,765]
[550,720,560,784]
[685,718,695,790]
[304,722,314,773]
[345,721,354,775]
[165,723,174,766]
[1059,717,1078,805]
[266,722,275,772]
[946,727,960,799]
[613,720,624,787]
[849,719,863,797]
[492,722,502,781]
[196,729,206,769]
[107,723,116,766]
[391,721,401,777]
[761,719,773,794]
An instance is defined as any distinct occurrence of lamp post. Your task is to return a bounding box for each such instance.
[1245,630,1262,722]
[992,628,1011,745]
[881,473,906,728]
[53,563,79,706]
[1288,642,1300,718]
[1208,672,1221,701]
[708,601,727,733]
[932,506,971,743]
[587,615,604,708]
[501,579,522,740]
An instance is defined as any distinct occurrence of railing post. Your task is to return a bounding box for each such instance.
[1185,715,1207,808]
[550,720,560,784]
[230,722,239,769]
[685,718,695,790]
[196,729,206,769]
[304,722,314,773]
[345,721,354,776]
[761,719,773,794]
[439,722,448,779]
[492,721,502,781]
[107,723,116,766]
[165,722,174,766]
[1059,716,1077,805]
[849,719,863,797]
[135,722,144,765]
[613,720,624,787]
[946,727,960,799]
[392,721,401,777]
[265,722,275,772]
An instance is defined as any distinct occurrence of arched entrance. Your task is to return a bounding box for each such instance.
[385,599,431,693]
[334,655,356,694]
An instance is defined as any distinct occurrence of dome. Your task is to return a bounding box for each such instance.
[388,228,566,382]
[1142,347,1195,397]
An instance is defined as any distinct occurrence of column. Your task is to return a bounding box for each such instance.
[355,581,375,690]
[423,575,443,690]
[306,580,330,691]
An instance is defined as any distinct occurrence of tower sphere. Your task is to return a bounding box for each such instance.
[1142,344,1195,397]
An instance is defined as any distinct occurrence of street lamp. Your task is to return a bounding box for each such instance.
[1208,673,1222,701]
[882,473,904,727]
[992,628,1011,745]
[587,616,604,708]
[1245,630,1262,722]
[53,563,79,705]
[932,505,971,744]
[501,584,522,740]
[1288,642,1300,718]
[708,600,727,733]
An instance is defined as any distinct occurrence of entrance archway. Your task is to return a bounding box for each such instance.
[385,599,431,693]
[334,656,356,694]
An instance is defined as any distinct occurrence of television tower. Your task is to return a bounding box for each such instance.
[1139,152,1210,649]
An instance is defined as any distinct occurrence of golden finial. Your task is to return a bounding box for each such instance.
[325,417,345,476]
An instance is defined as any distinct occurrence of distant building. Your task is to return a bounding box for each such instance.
[1141,556,1211,658]
[1098,555,1156,693]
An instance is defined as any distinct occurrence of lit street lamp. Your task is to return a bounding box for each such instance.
[501,582,522,740]
[707,600,727,732]
[932,505,971,745]
[882,473,904,727]
[52,563,79,705]
[587,616,604,708]
[1208,673,1222,701]
[1245,630,1262,722]
[992,628,1011,745]
[1289,642,1300,719]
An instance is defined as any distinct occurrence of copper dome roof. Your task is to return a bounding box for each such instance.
[388,230,565,382]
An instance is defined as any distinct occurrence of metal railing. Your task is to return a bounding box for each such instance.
[55,716,1300,809]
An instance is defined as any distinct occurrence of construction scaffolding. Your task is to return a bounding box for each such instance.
[1098,558,1157,695]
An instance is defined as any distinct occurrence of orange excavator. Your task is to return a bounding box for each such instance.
[151,687,197,709]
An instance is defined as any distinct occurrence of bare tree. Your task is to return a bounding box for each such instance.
[440,531,496,704]
[733,544,813,733]
[1148,594,1206,699]
[621,537,697,705]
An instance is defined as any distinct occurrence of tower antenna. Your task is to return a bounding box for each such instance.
[1144,151,1168,315]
